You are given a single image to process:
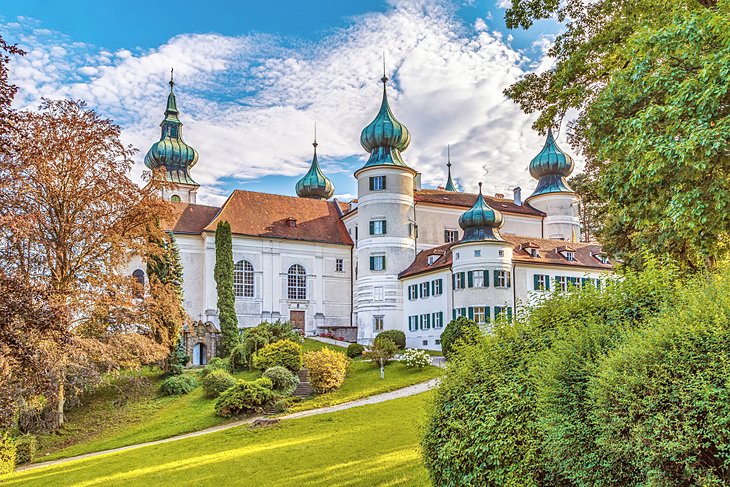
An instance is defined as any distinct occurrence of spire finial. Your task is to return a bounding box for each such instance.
[381,52,388,85]
[169,68,175,91]
[478,182,483,195]
[313,122,318,149]
[447,144,451,168]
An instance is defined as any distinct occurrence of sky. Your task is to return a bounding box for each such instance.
[0,0,572,205]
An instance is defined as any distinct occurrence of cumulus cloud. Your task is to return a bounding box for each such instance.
[4,0,579,205]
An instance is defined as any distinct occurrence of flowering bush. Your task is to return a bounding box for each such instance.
[401,349,431,369]
[303,349,351,393]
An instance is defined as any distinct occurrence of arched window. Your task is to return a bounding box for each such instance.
[132,269,145,298]
[287,264,307,300]
[234,260,254,298]
[170,194,182,203]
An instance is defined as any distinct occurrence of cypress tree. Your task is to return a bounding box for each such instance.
[147,231,187,353]
[214,220,239,356]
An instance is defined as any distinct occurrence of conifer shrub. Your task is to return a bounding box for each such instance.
[346,343,365,358]
[13,434,36,465]
[253,339,302,372]
[215,378,275,417]
[160,374,198,396]
[200,357,229,377]
[0,432,15,475]
[229,344,249,371]
[439,316,480,358]
[201,369,237,399]
[374,330,406,350]
[303,349,351,393]
[401,349,431,369]
[262,366,299,395]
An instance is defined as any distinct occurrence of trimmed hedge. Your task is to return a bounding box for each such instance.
[374,330,406,350]
[262,366,299,395]
[160,374,198,396]
[303,349,351,394]
[215,378,275,417]
[202,369,237,399]
[253,339,302,372]
[346,343,365,358]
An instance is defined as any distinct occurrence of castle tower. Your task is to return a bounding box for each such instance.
[354,71,418,343]
[444,145,457,192]
[295,128,335,200]
[525,128,580,240]
[144,70,200,203]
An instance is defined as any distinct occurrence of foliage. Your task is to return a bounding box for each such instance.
[504,0,730,270]
[374,330,406,350]
[346,343,365,358]
[228,344,249,372]
[262,366,299,395]
[253,340,302,372]
[400,349,431,369]
[201,369,237,399]
[0,432,15,475]
[166,335,189,376]
[363,338,398,367]
[214,221,238,356]
[214,378,275,417]
[237,321,304,370]
[302,349,351,394]
[569,171,604,243]
[266,321,304,344]
[271,396,302,413]
[160,375,198,396]
[14,434,37,465]
[200,357,230,377]
[423,259,679,486]
[439,316,481,359]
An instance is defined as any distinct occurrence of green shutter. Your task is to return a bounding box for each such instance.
[452,309,456,320]
[382,221,387,234]
[483,270,489,287]
[494,271,499,287]
[468,307,474,320]
[452,274,456,289]
[534,274,539,290]
[507,307,513,321]
[382,256,386,271]
[485,306,491,322]
[467,271,474,288]
[582,277,590,287]
[546,275,551,290]
[460,272,466,289]
[426,314,431,329]
[431,280,435,295]
[369,177,374,190]
[461,307,466,317]
[382,176,386,189]
[369,221,374,235]
[507,272,512,288]
[369,256,374,270]
[439,311,444,327]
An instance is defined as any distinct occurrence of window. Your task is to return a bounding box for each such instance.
[409,222,418,239]
[453,272,466,290]
[565,251,575,261]
[234,260,255,298]
[474,250,481,257]
[370,255,386,271]
[557,276,569,292]
[498,250,504,257]
[427,254,439,265]
[369,176,386,191]
[432,311,444,328]
[472,306,487,324]
[445,229,459,243]
[494,270,511,288]
[373,286,384,301]
[369,220,387,235]
[132,269,145,298]
[453,307,467,319]
[529,248,540,258]
[420,314,431,330]
[170,194,181,203]
[408,315,418,332]
[534,274,550,291]
[408,284,418,300]
[595,253,609,264]
[287,264,307,300]
[422,340,429,346]
[420,282,430,298]
[374,315,384,332]
[435,339,441,345]
[432,279,443,296]
[494,306,512,321]
[455,252,460,260]
[471,270,487,288]
[336,259,344,272]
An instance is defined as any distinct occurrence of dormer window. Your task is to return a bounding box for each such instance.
[521,242,540,257]
[565,251,575,261]
[593,252,609,264]
[530,248,540,257]
[557,246,576,261]
[286,217,297,228]
[427,255,439,265]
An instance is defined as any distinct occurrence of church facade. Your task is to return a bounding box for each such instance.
[133,71,612,358]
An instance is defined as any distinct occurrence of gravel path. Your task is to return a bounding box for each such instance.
[17,378,440,473]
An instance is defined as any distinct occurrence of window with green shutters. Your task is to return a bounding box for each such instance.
[494,306,513,321]
[495,270,511,288]
[408,315,418,331]
[472,306,486,323]
[432,311,444,328]
[370,255,385,271]
[434,279,442,295]
[421,282,430,298]
[408,284,418,300]
[369,176,386,191]
[534,274,550,291]
[453,272,466,290]
[369,220,386,235]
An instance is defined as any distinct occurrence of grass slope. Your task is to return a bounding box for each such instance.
[8,393,433,487]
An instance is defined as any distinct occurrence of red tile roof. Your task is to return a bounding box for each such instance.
[399,236,613,279]
[203,190,353,245]
[415,189,545,217]
[166,202,220,234]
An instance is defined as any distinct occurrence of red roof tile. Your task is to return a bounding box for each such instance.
[203,190,353,245]
[166,202,220,234]
[415,189,545,217]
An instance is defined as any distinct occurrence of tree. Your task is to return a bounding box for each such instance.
[568,171,604,242]
[504,0,729,271]
[0,99,170,427]
[440,316,480,359]
[214,220,238,356]
[364,338,398,379]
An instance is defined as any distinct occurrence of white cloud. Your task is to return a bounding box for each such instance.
[474,18,488,31]
[4,0,581,206]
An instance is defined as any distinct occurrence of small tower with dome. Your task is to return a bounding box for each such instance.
[144,70,200,203]
[295,128,335,200]
[525,128,580,240]
[444,145,457,192]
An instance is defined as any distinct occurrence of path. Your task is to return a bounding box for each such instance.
[308,336,447,367]
[17,378,440,473]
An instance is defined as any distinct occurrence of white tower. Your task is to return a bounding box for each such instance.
[354,73,418,344]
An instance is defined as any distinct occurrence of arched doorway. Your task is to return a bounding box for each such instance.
[192,343,207,366]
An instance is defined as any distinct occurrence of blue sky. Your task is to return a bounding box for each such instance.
[1,0,568,205]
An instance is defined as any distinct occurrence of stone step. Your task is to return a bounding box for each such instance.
[297,368,309,381]
[293,381,314,398]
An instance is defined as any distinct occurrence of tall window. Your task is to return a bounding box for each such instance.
[444,229,459,243]
[420,282,430,298]
[370,255,386,271]
[336,259,344,272]
[288,264,307,300]
[374,315,384,332]
[495,270,511,288]
[369,176,386,191]
[433,279,443,296]
[472,306,487,324]
[234,260,254,298]
[132,269,145,298]
[534,274,549,291]
[370,220,387,235]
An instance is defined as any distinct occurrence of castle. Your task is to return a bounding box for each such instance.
[131,72,612,365]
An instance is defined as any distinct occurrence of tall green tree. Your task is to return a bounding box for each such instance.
[214,221,238,356]
[505,0,729,271]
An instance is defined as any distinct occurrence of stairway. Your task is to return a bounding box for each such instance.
[293,368,314,398]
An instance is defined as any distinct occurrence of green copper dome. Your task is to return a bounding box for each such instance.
[459,183,504,242]
[528,128,574,198]
[144,71,199,187]
[444,145,457,191]
[296,138,335,200]
[359,75,411,168]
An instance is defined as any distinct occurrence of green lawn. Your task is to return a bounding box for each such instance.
[301,337,348,353]
[8,393,433,486]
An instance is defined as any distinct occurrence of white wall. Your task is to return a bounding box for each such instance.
[402,270,451,350]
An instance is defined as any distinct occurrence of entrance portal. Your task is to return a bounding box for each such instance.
[192,343,207,366]
[290,310,305,331]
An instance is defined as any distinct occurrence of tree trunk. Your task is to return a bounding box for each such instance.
[380,360,384,380]
[55,380,65,428]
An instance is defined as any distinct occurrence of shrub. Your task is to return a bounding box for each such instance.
[0,432,15,475]
[262,366,299,395]
[160,374,198,396]
[363,337,398,367]
[215,378,275,417]
[228,344,249,372]
[200,357,229,377]
[201,369,237,398]
[303,349,351,393]
[374,330,406,350]
[14,434,37,465]
[346,343,365,358]
[401,349,431,369]
[272,396,302,413]
[439,316,480,358]
[253,339,302,372]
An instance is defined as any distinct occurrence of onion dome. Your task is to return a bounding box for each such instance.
[144,70,199,187]
[528,128,575,198]
[296,133,335,200]
[458,183,504,242]
[359,73,411,168]
[444,145,456,192]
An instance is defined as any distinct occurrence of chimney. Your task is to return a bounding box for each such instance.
[414,172,422,190]
[513,187,522,206]
[495,193,505,199]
